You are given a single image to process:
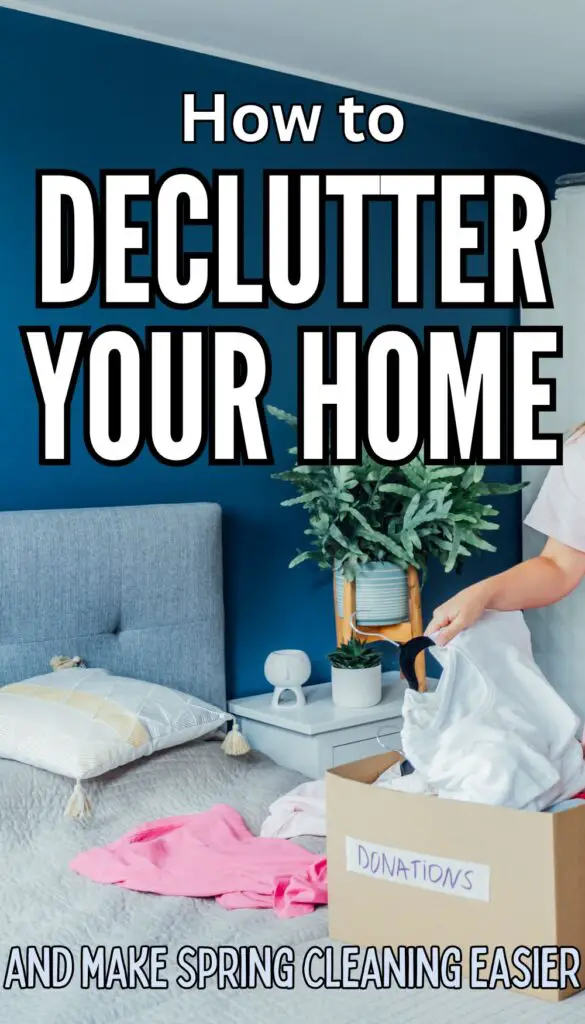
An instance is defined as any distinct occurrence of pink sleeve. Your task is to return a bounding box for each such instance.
[524,435,585,553]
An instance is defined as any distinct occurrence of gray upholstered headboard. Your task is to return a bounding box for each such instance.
[0,503,226,707]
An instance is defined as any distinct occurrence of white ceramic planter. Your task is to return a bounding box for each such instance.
[331,664,382,708]
[264,649,312,708]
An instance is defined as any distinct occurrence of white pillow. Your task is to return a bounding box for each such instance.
[0,668,230,819]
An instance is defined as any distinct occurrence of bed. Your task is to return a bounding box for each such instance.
[0,503,327,1024]
[0,504,575,1024]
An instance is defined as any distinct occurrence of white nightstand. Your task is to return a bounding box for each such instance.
[228,671,408,778]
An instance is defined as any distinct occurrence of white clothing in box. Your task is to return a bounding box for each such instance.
[391,610,585,810]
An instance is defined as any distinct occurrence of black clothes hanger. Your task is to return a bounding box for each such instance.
[398,634,436,691]
[396,635,436,776]
[348,614,436,778]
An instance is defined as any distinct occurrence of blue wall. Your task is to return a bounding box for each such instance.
[1,8,584,696]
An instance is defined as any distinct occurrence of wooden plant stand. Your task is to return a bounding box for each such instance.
[334,565,427,692]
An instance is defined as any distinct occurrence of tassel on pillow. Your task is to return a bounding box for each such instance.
[221,721,251,756]
[64,780,92,822]
[50,658,92,820]
[50,655,85,671]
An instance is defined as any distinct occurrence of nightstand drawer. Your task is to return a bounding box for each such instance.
[332,729,401,767]
[228,675,409,778]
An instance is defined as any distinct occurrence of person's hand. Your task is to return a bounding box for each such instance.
[425,580,492,646]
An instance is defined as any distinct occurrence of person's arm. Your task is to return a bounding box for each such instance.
[426,538,585,645]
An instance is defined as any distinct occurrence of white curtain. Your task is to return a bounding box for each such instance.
[522,187,585,719]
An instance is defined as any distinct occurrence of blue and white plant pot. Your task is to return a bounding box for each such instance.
[335,561,409,626]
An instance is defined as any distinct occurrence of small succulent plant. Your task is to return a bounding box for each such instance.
[327,636,382,670]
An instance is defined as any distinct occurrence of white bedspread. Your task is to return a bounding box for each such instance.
[0,738,325,1024]
[1,738,583,1024]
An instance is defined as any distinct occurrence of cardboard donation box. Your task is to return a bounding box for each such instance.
[326,752,585,1002]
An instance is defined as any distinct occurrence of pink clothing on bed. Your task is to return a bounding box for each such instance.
[69,804,327,918]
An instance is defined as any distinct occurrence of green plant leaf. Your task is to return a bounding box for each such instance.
[328,522,352,549]
[474,482,525,496]
[266,405,298,427]
[444,525,462,572]
[462,533,497,552]
[288,551,313,568]
[281,491,323,507]
[429,467,465,479]
[378,483,417,497]
[403,493,421,528]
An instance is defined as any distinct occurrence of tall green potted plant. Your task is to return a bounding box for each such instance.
[268,406,523,627]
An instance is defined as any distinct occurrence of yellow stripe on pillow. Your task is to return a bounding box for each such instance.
[0,684,149,748]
